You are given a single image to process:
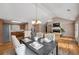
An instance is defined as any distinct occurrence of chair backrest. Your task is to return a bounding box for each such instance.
[11,35,20,48]
[24,31,31,38]
[45,33,55,41]
[11,35,26,55]
[11,35,36,55]
[36,32,43,38]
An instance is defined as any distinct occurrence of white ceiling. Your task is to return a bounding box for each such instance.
[40,3,79,20]
[0,3,78,23]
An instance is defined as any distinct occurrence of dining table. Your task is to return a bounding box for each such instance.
[20,37,57,55]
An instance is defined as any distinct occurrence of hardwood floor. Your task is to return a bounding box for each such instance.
[0,42,15,55]
[57,37,79,55]
[0,36,79,55]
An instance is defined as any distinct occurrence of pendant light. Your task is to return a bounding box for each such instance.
[32,4,41,24]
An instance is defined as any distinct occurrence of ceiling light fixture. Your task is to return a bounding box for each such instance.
[67,9,71,11]
[32,4,41,24]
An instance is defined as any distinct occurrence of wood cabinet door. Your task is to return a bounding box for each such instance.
[34,24,41,32]
[20,23,28,30]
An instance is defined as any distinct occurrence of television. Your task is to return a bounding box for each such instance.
[53,29,60,33]
[53,23,60,27]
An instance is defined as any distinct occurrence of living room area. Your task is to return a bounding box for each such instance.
[0,3,79,55]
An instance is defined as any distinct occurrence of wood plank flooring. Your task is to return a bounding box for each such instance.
[57,37,79,55]
[0,37,79,55]
[0,42,15,55]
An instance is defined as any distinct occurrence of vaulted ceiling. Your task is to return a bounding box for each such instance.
[0,3,78,23]
[39,3,79,20]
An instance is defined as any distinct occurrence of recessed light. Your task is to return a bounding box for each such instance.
[67,9,71,11]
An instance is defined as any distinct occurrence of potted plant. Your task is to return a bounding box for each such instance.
[60,27,65,37]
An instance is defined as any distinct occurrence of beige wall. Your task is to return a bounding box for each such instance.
[52,17,75,37]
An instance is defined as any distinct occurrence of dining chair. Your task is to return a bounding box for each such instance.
[36,32,44,38]
[11,35,26,55]
[11,35,20,48]
[11,35,36,55]
[24,31,31,38]
[45,33,55,41]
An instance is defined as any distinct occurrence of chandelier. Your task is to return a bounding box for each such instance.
[32,4,41,24]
